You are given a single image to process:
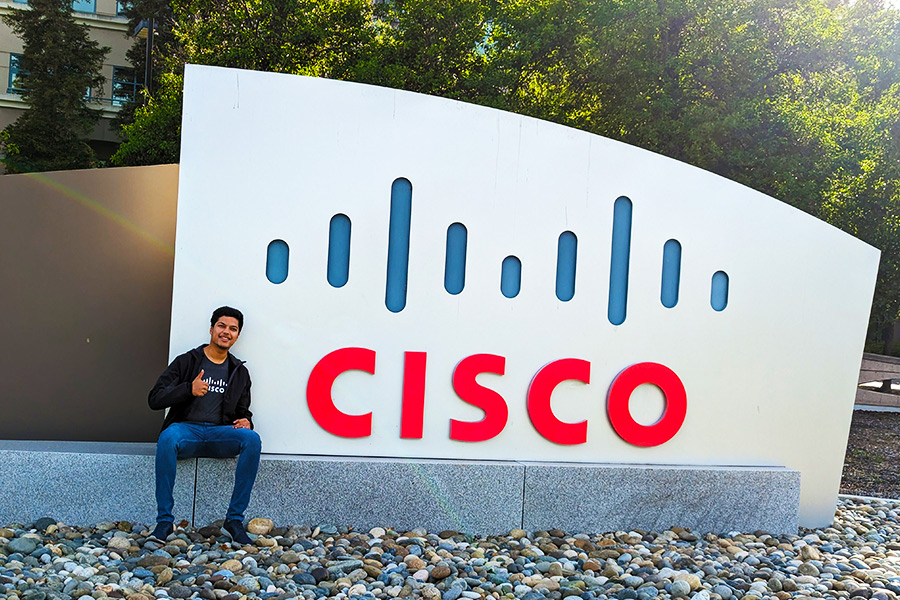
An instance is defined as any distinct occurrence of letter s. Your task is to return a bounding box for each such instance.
[449,354,508,442]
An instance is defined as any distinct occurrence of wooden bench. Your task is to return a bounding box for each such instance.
[857,352,900,408]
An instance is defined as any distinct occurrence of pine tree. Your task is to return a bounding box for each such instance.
[0,0,109,173]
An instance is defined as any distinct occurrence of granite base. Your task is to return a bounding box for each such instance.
[194,455,524,534]
[0,441,802,534]
[0,441,196,526]
[522,462,800,534]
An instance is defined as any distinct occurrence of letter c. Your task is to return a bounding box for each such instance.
[527,358,590,445]
[306,347,375,438]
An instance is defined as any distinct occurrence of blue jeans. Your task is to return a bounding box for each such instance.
[155,422,261,523]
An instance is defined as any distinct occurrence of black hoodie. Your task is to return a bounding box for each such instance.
[148,345,253,432]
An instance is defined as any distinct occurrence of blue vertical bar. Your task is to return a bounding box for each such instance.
[711,271,729,311]
[556,231,577,302]
[444,223,467,295]
[386,178,412,313]
[660,239,682,308]
[608,197,632,325]
[266,239,289,284]
[327,214,351,288]
[501,256,521,298]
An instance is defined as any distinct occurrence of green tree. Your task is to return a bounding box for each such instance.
[110,0,374,166]
[777,71,900,349]
[1,0,109,173]
[485,0,900,348]
[172,0,372,74]
[762,1,900,349]
[347,0,492,100]
[111,0,900,351]
[111,71,183,166]
[112,0,177,134]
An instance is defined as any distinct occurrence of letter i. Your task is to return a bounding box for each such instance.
[400,352,427,439]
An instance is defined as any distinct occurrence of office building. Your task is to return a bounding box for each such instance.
[0,0,136,161]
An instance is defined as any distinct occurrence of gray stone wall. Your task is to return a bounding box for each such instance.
[0,442,801,535]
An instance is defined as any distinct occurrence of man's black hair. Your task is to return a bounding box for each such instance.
[211,306,244,331]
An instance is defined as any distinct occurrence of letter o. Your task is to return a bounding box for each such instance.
[607,362,686,447]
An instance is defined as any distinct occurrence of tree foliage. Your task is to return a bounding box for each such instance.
[112,0,900,351]
[111,0,175,133]
[111,72,183,166]
[347,0,492,99]
[1,0,109,173]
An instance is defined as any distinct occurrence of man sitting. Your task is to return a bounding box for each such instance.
[148,306,260,544]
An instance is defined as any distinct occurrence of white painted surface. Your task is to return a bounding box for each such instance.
[173,65,879,527]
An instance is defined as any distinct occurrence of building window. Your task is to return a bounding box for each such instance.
[70,0,96,12]
[116,0,128,15]
[112,66,141,106]
[10,0,96,10]
[8,54,25,95]
[7,55,95,100]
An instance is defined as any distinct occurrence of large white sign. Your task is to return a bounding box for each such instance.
[173,64,879,527]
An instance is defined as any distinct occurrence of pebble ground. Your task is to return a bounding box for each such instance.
[4,497,900,600]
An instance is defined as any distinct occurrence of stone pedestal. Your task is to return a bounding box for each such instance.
[0,441,801,534]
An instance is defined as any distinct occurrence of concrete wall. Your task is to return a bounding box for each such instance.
[0,441,802,535]
[0,165,178,442]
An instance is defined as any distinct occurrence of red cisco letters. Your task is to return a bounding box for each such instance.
[307,349,687,447]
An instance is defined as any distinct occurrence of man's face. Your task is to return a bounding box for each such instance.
[209,316,240,351]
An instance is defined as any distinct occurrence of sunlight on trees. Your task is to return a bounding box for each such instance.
[110,0,900,351]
